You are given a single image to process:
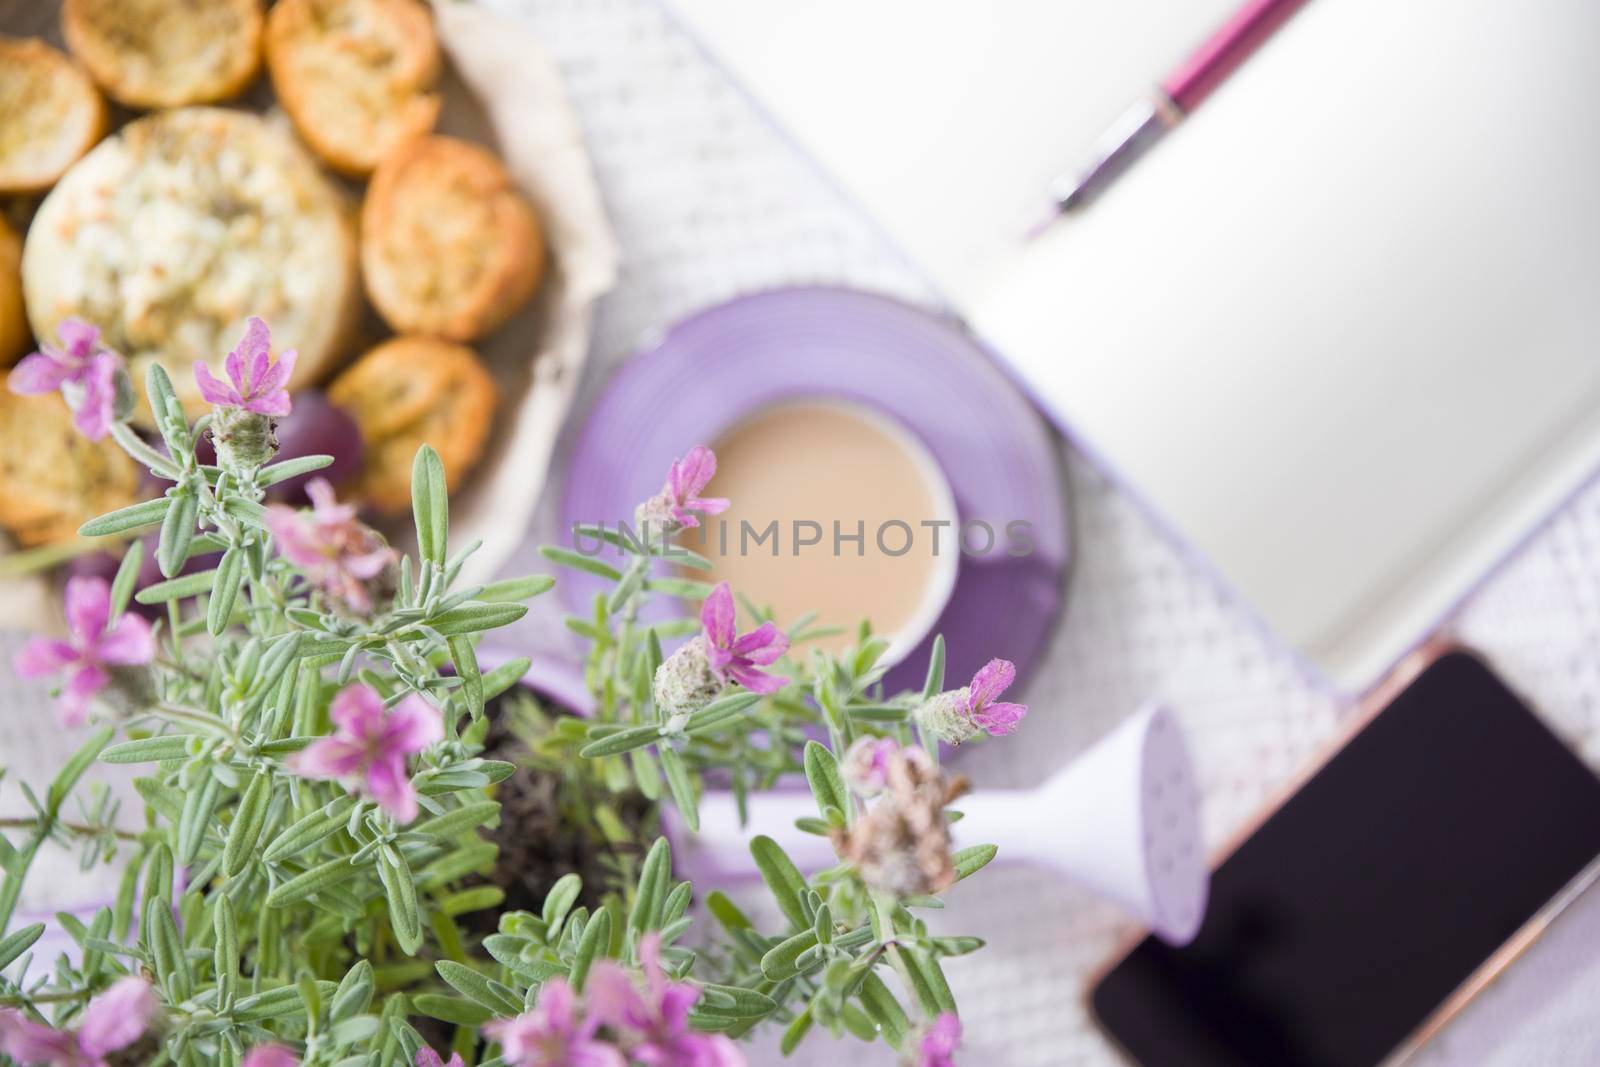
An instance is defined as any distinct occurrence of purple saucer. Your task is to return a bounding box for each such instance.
[559,287,1069,694]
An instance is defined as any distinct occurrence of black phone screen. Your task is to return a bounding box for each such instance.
[1092,650,1600,1067]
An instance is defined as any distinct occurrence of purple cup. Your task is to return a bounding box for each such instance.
[559,287,1070,695]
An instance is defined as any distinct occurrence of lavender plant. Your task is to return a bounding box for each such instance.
[0,320,1027,1067]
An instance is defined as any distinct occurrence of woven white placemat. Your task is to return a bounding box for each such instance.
[5,0,1600,1062]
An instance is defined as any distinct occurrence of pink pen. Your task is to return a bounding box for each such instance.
[1050,0,1310,213]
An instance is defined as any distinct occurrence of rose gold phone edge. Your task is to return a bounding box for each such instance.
[1085,640,1600,1067]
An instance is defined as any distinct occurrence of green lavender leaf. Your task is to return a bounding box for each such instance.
[447,636,483,720]
[78,497,171,539]
[213,894,239,1011]
[428,602,529,636]
[109,540,144,618]
[857,972,909,1048]
[267,855,354,906]
[538,546,622,581]
[223,770,271,877]
[477,574,556,602]
[569,905,611,992]
[145,363,182,432]
[412,994,493,1027]
[658,746,699,831]
[100,736,196,763]
[628,838,671,938]
[579,724,661,758]
[705,891,752,933]
[683,691,762,735]
[378,845,423,955]
[410,801,499,840]
[541,873,582,939]
[922,634,947,702]
[0,922,43,971]
[330,959,374,1021]
[760,928,820,980]
[111,422,179,478]
[144,894,192,1001]
[412,445,449,566]
[692,984,778,1021]
[234,982,335,1021]
[952,844,998,881]
[780,1007,815,1055]
[256,454,334,488]
[136,568,219,604]
[435,960,523,1015]
[480,657,531,702]
[207,545,244,635]
[803,741,847,820]
[750,836,810,930]
[156,488,199,579]
[175,771,221,865]
[439,886,504,918]
[661,880,693,926]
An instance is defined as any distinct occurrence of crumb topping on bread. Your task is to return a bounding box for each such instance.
[22,108,357,417]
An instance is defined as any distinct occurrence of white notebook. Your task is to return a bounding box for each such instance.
[665,0,1600,692]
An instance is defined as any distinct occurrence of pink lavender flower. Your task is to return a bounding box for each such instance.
[587,934,744,1067]
[240,1046,299,1067]
[700,582,787,694]
[909,1013,961,1067]
[287,683,442,823]
[964,659,1027,735]
[193,317,296,416]
[7,318,124,440]
[13,576,155,727]
[483,977,624,1067]
[264,478,396,613]
[636,446,729,532]
[0,977,158,1067]
[842,736,924,797]
[415,1050,465,1067]
[914,659,1027,746]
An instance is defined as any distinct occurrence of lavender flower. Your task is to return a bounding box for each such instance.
[7,318,129,441]
[0,977,158,1067]
[193,317,296,416]
[13,576,155,727]
[634,445,729,533]
[264,478,397,613]
[287,683,442,823]
[240,1046,299,1067]
[831,745,970,898]
[653,582,789,721]
[909,1013,961,1067]
[587,934,745,1067]
[415,1050,465,1067]
[700,582,788,693]
[482,977,623,1067]
[842,736,930,798]
[914,659,1027,746]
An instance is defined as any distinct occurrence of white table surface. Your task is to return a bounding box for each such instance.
[6,0,1600,1063]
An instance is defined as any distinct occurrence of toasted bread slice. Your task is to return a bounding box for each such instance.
[62,0,264,108]
[362,135,545,342]
[0,37,107,194]
[24,108,361,425]
[0,216,27,367]
[266,0,442,176]
[328,336,499,513]
[0,392,140,547]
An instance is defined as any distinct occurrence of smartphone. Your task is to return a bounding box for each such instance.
[1091,649,1600,1067]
